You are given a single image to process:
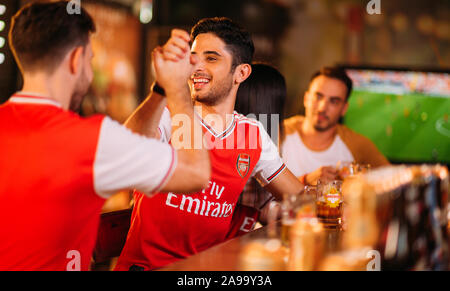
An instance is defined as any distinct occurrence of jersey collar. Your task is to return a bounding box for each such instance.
[9,92,63,108]
[194,111,236,139]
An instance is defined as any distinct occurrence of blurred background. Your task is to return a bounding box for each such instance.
[0,0,449,164]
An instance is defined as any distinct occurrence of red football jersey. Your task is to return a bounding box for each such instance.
[0,94,104,270]
[225,204,260,239]
[115,109,285,270]
[0,93,177,270]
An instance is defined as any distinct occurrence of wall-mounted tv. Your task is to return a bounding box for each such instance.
[343,66,450,164]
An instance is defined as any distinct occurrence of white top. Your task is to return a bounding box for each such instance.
[281,131,354,177]
[94,117,177,198]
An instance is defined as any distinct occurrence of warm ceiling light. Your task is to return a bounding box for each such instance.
[139,1,153,24]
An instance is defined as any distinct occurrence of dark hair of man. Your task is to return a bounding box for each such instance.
[9,1,96,74]
[235,63,286,141]
[190,17,254,71]
[309,66,353,101]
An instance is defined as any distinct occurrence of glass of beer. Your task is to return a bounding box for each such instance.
[356,163,371,174]
[281,194,298,246]
[281,189,316,246]
[337,161,356,179]
[301,186,317,218]
[316,180,344,229]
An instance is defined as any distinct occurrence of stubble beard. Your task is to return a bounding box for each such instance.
[69,71,90,112]
[192,72,234,107]
[314,123,334,132]
[313,117,340,132]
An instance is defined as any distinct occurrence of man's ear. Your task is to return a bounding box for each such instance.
[234,63,252,84]
[341,101,349,117]
[303,91,309,108]
[68,46,84,75]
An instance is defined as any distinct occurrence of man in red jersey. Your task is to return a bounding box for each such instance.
[0,1,210,270]
[115,17,304,271]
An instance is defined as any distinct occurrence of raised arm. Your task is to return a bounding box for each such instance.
[137,29,211,193]
[124,87,166,140]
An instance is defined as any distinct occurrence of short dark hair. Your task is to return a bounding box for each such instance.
[190,17,254,70]
[309,66,353,100]
[235,63,286,140]
[9,1,96,73]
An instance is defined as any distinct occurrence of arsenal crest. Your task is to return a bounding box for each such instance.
[236,153,250,178]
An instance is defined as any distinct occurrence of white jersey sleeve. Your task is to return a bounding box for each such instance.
[252,121,286,187]
[158,107,172,143]
[93,117,177,198]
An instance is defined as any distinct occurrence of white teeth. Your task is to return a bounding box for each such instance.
[193,78,210,83]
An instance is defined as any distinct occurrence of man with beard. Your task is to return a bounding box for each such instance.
[115,17,303,271]
[0,1,210,270]
[282,66,389,185]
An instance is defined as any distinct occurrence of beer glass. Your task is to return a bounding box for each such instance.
[281,194,298,246]
[266,200,280,239]
[316,180,344,229]
[281,189,316,246]
[357,164,371,173]
[301,186,317,218]
[337,161,355,179]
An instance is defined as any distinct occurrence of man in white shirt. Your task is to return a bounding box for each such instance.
[282,66,389,185]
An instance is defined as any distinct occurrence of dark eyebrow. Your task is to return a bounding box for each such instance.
[315,91,324,97]
[190,51,222,58]
[330,96,344,101]
[204,51,222,57]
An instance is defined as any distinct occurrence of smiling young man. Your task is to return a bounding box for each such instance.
[115,17,303,270]
[282,67,389,185]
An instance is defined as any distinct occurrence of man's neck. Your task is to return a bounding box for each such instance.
[299,118,338,151]
[21,71,71,110]
[194,97,236,133]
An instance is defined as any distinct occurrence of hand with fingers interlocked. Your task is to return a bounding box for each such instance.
[152,29,198,96]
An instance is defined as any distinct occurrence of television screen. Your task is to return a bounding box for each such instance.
[343,67,450,164]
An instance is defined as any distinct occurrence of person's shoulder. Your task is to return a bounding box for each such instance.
[33,105,105,124]
[337,124,376,146]
[337,124,390,167]
[234,111,261,127]
[283,115,304,135]
[70,111,105,124]
[57,111,106,132]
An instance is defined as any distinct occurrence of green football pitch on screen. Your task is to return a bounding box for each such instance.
[344,90,450,164]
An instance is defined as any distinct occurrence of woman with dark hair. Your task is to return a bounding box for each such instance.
[235,63,286,143]
[227,63,287,238]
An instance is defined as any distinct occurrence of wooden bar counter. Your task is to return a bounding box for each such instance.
[160,221,342,271]
[160,225,269,271]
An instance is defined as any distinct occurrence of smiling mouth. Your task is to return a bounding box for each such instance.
[191,75,211,90]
